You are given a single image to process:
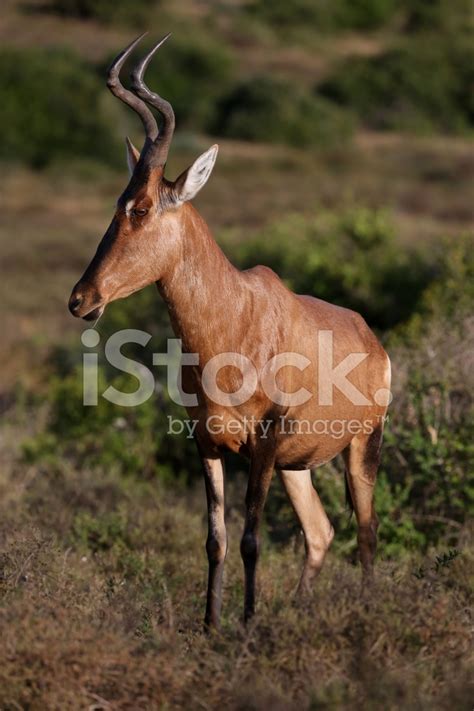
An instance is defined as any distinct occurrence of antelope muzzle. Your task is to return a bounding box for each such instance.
[68,283,105,321]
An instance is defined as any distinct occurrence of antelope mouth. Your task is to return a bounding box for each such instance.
[82,305,105,322]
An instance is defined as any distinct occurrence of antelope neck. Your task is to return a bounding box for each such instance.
[156,203,245,357]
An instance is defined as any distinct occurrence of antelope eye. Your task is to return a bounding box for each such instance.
[133,207,148,217]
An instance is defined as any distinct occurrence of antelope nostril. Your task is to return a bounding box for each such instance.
[69,294,83,315]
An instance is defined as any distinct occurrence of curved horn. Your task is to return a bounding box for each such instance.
[130,33,176,166]
[106,33,159,142]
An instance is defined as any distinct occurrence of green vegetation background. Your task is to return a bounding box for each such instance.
[0,0,473,708]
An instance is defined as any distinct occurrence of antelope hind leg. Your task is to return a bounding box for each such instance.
[343,425,383,580]
[279,468,334,595]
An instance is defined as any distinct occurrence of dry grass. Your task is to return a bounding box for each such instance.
[0,428,472,710]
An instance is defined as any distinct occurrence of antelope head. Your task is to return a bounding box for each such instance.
[69,33,218,321]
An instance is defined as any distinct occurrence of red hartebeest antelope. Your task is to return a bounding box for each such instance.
[69,34,391,628]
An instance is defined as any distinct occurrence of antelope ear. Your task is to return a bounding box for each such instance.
[125,136,141,175]
[173,144,219,205]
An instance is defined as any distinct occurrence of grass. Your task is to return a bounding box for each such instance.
[0,444,472,709]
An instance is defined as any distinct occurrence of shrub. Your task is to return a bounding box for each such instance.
[402,0,473,33]
[381,319,474,549]
[320,36,474,133]
[46,0,153,26]
[73,510,130,553]
[381,234,474,547]
[22,362,200,484]
[226,208,434,330]
[401,234,474,331]
[332,0,398,29]
[246,0,398,32]
[245,0,331,30]
[213,76,353,147]
[0,48,120,168]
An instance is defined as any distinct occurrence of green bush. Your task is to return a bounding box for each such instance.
[402,0,473,33]
[0,48,120,168]
[245,0,331,30]
[380,307,474,551]
[226,208,434,330]
[334,0,398,29]
[73,510,130,553]
[401,234,474,332]
[320,36,474,133]
[47,0,152,26]
[246,0,398,32]
[23,362,201,484]
[381,386,473,551]
[213,76,353,147]
[362,236,474,551]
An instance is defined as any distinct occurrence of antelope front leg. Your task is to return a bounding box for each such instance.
[201,454,227,630]
[240,448,275,622]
